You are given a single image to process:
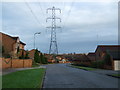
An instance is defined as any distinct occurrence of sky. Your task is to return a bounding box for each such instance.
[0,0,118,54]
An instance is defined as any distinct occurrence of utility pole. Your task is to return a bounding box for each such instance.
[46,6,61,55]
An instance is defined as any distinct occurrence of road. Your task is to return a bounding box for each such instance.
[43,64,119,88]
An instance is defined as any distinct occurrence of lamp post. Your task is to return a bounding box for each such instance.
[34,32,41,49]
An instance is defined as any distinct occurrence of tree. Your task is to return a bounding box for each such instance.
[34,49,40,63]
[40,53,48,64]
[25,51,29,59]
[40,53,43,64]
[44,57,48,64]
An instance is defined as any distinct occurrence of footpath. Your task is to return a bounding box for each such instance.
[67,63,120,78]
[2,66,46,75]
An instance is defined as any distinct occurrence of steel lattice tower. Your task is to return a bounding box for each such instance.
[46,6,61,54]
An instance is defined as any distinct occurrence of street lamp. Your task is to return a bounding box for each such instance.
[34,32,41,49]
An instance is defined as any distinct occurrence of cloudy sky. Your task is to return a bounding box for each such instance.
[1,0,118,54]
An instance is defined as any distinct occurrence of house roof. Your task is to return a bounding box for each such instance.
[0,32,26,45]
[72,54,90,62]
[95,45,120,53]
[107,50,120,60]
[87,52,95,56]
[12,37,19,40]
[95,45,120,60]
[20,41,26,45]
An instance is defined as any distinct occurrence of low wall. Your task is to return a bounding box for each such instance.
[0,58,32,69]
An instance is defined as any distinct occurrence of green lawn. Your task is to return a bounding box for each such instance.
[2,68,46,88]
[32,62,41,67]
[71,65,96,71]
[32,64,40,67]
[111,74,120,77]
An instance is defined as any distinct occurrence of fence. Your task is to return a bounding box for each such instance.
[0,58,32,69]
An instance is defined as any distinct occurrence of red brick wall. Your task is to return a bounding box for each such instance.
[0,58,32,69]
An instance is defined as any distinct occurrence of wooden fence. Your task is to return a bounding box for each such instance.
[0,58,32,69]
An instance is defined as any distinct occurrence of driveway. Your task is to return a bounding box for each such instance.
[43,64,119,88]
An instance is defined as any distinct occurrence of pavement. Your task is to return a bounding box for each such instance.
[90,69,119,75]
[43,63,119,88]
[2,66,46,75]
[67,63,119,76]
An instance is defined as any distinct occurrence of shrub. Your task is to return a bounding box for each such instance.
[91,60,105,69]
[103,53,112,65]
[5,54,11,58]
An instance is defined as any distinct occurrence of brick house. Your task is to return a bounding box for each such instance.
[28,49,36,59]
[0,32,26,58]
[44,54,56,63]
[71,54,91,66]
[28,49,42,60]
[95,45,120,70]
[95,45,120,61]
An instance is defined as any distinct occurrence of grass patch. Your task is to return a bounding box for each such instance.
[71,65,96,71]
[32,64,40,67]
[32,62,40,67]
[111,74,120,77]
[2,68,46,88]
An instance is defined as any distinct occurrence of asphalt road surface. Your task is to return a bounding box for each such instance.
[43,64,119,88]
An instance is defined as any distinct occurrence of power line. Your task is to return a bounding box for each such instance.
[37,0,45,17]
[24,0,43,26]
[62,1,75,30]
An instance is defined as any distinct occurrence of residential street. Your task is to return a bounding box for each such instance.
[43,64,119,88]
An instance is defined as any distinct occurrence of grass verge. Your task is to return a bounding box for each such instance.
[110,74,120,78]
[32,62,40,67]
[71,64,96,71]
[2,68,46,88]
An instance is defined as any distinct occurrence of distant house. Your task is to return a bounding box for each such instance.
[87,52,96,61]
[44,54,56,63]
[95,45,120,70]
[28,49,36,59]
[28,49,41,60]
[0,32,26,58]
[71,54,91,66]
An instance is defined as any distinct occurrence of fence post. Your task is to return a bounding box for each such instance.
[11,58,12,68]
[23,59,24,68]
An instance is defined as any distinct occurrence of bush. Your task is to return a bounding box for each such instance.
[103,53,112,65]
[72,62,87,67]
[4,54,11,58]
[91,60,105,69]
[25,51,30,59]
[19,50,24,59]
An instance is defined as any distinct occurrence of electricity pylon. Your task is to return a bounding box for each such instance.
[46,6,61,55]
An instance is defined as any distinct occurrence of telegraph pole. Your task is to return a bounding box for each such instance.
[46,6,61,55]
